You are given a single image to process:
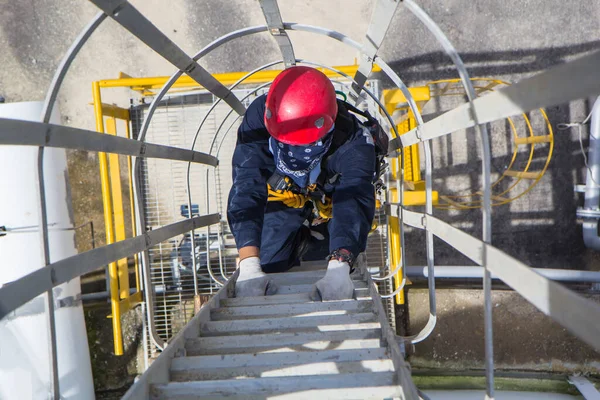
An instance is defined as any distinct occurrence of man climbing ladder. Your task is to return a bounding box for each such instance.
[227,66,378,301]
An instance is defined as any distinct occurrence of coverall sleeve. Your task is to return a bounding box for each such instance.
[227,96,273,250]
[328,134,376,256]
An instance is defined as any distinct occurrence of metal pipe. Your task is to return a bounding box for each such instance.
[582,97,600,251]
[81,288,138,302]
[1,102,94,399]
[406,266,600,283]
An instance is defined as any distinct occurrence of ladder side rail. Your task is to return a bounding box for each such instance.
[361,263,420,399]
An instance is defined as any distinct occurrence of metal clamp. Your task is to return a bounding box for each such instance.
[577,208,600,220]
[269,27,285,36]
[415,125,422,140]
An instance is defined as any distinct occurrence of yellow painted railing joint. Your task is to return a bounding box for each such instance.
[503,170,541,180]
[514,135,552,145]
[119,292,143,314]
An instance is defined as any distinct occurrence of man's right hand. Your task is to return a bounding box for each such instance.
[234,256,278,297]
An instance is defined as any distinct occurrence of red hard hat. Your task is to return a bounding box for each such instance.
[264,66,338,145]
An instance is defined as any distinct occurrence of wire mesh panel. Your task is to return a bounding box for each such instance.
[131,94,223,343]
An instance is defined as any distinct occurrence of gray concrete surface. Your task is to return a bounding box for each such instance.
[408,289,600,375]
[2,0,600,392]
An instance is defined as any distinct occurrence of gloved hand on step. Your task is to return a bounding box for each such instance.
[310,259,354,301]
[234,256,278,297]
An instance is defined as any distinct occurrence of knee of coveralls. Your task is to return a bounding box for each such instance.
[260,201,312,273]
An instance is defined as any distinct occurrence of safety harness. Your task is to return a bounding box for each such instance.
[267,99,389,222]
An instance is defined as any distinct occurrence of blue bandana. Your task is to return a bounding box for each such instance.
[269,130,334,188]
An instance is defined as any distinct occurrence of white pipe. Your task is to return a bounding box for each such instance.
[0,102,94,399]
[583,97,600,251]
[406,266,600,283]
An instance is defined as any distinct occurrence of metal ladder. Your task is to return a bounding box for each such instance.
[124,261,418,399]
[4,0,600,398]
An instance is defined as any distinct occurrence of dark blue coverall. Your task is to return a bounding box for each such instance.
[227,94,376,273]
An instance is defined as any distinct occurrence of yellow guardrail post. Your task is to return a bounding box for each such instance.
[105,117,130,300]
[387,158,404,305]
[383,86,437,305]
[92,82,124,356]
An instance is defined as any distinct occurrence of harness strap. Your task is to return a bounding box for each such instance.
[267,184,333,220]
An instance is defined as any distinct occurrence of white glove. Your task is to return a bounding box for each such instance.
[234,257,278,297]
[310,259,354,301]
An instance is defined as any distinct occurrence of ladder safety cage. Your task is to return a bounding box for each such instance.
[1,0,600,399]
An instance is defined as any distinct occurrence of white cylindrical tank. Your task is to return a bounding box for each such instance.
[0,102,95,399]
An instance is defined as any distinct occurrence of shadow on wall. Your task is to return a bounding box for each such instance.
[405,101,595,270]
[382,41,600,83]
[382,42,600,270]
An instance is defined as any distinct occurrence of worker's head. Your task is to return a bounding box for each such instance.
[264,66,338,146]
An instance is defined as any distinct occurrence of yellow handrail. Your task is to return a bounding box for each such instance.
[381,86,437,305]
[92,82,123,356]
[97,64,381,91]
[92,83,142,356]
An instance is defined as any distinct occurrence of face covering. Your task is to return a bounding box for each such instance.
[269,128,334,188]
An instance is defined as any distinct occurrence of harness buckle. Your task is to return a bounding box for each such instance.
[267,173,292,191]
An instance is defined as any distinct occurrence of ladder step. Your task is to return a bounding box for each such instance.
[151,372,401,399]
[171,359,395,381]
[220,292,372,307]
[272,281,368,295]
[268,270,364,285]
[210,299,372,321]
[200,313,380,336]
[185,330,383,356]
[171,348,388,371]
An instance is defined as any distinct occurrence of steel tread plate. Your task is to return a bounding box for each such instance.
[200,313,380,336]
[151,372,401,399]
[210,299,372,320]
